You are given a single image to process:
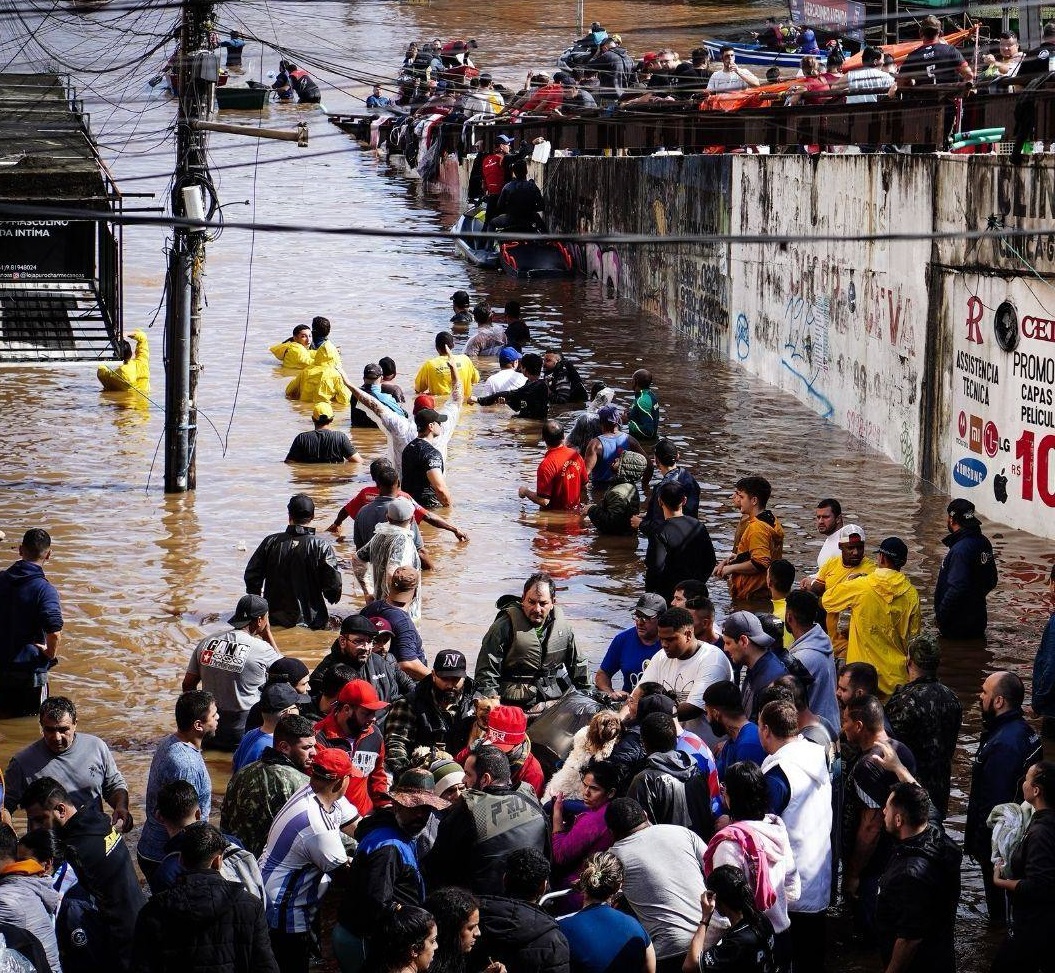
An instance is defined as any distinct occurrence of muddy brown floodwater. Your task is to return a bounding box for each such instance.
[1,2,1052,970]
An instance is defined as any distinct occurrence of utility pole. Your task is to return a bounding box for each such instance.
[165,0,216,492]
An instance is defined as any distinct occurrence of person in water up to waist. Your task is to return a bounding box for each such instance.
[97,329,150,393]
[714,475,784,607]
[474,572,589,707]
[269,324,313,369]
[584,405,651,489]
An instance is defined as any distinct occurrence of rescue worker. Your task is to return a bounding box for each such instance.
[933,498,998,639]
[474,572,589,708]
[273,60,321,103]
[97,329,150,393]
[480,135,514,227]
[285,342,349,407]
[269,324,313,369]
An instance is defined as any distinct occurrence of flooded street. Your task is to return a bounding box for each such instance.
[1,1,1053,969]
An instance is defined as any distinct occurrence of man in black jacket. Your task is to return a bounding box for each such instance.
[384,650,477,774]
[933,498,998,639]
[132,822,278,973]
[244,494,342,630]
[476,848,570,973]
[542,350,588,404]
[308,615,414,711]
[644,482,716,603]
[876,783,961,973]
[424,746,548,895]
[22,776,146,973]
[626,712,707,832]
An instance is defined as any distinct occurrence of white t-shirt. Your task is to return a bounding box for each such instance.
[816,531,842,570]
[477,368,527,398]
[707,67,758,92]
[638,642,733,742]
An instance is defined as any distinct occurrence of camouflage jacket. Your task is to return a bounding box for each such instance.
[219,747,306,857]
[885,676,962,818]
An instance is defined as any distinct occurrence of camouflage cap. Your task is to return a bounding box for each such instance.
[908,635,941,672]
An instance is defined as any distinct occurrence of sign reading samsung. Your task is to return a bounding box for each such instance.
[953,456,988,488]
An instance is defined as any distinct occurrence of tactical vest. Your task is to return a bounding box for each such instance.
[463,784,548,895]
[499,605,574,705]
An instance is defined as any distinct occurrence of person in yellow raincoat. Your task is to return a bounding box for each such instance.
[285,341,350,406]
[809,523,877,659]
[269,324,313,369]
[97,329,150,393]
[822,535,921,698]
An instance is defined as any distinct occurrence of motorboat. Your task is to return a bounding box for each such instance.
[499,239,574,279]
[452,203,499,268]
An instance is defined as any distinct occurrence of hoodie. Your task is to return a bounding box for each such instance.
[876,823,961,973]
[706,814,800,933]
[0,559,62,670]
[627,749,700,829]
[0,865,62,973]
[789,622,839,732]
[131,869,279,973]
[761,736,833,913]
[475,895,570,973]
[822,567,921,698]
[59,802,146,973]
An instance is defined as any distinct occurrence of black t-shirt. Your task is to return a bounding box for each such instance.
[505,319,531,351]
[899,42,966,84]
[850,739,917,876]
[401,437,444,507]
[285,429,356,463]
[700,916,776,971]
[1017,42,1055,81]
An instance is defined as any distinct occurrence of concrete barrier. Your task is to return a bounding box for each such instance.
[459,151,1055,538]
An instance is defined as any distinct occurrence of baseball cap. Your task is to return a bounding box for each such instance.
[312,401,334,421]
[365,616,394,642]
[287,493,315,519]
[498,346,522,366]
[337,679,389,711]
[485,705,527,751]
[948,498,977,521]
[634,592,668,618]
[837,523,866,543]
[876,536,909,565]
[434,650,468,677]
[496,134,514,144]
[267,656,310,684]
[430,757,465,796]
[723,610,776,648]
[228,594,268,629]
[386,497,416,523]
[413,394,436,414]
[638,692,677,720]
[598,404,621,425]
[364,363,383,380]
[260,682,300,713]
[391,566,420,593]
[908,635,941,672]
[415,407,448,427]
[311,747,354,780]
[391,767,450,809]
[340,614,380,637]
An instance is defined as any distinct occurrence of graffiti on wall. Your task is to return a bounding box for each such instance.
[780,295,835,419]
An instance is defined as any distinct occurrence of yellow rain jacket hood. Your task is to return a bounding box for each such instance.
[269,338,313,369]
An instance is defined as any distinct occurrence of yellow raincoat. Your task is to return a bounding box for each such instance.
[822,567,921,698]
[269,338,313,370]
[285,342,350,406]
[815,554,877,658]
[97,329,150,393]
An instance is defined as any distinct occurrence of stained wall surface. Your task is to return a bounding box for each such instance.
[534,153,1055,538]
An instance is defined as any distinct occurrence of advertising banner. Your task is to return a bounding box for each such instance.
[0,221,95,281]
[788,0,866,40]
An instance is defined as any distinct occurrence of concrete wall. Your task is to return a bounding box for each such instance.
[536,153,1055,539]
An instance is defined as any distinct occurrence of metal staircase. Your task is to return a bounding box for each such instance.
[0,279,118,361]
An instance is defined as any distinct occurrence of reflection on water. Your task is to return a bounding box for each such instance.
[0,2,1051,970]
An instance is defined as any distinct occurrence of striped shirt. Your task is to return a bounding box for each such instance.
[259,783,358,932]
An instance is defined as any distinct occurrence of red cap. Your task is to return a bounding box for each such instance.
[485,705,527,751]
[311,747,354,779]
[337,679,389,711]
[413,394,436,414]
